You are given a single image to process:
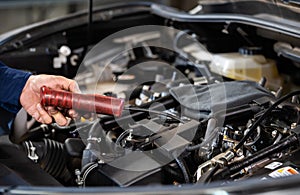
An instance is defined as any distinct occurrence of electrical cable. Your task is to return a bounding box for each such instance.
[123,107,185,123]
[185,140,204,152]
[69,122,94,134]
[174,156,190,183]
[115,129,131,147]
[234,90,300,151]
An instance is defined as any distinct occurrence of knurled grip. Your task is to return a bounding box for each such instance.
[40,86,124,117]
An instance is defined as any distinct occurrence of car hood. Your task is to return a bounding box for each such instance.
[192,0,300,27]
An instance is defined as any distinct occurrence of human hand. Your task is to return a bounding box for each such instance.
[20,75,80,126]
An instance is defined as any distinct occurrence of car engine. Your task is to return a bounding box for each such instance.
[1,2,300,189]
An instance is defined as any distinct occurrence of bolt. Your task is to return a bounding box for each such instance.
[272,130,277,138]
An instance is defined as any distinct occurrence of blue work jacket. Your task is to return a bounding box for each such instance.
[0,61,31,135]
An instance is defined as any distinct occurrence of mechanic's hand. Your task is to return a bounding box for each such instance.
[20,75,80,126]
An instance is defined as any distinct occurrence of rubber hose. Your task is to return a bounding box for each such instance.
[23,139,72,183]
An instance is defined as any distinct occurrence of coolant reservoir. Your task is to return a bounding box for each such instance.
[209,47,282,90]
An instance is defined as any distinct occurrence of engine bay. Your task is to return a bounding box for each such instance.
[1,2,300,189]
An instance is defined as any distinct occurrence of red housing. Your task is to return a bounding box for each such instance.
[40,86,124,117]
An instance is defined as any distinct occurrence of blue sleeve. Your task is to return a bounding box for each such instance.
[0,61,32,114]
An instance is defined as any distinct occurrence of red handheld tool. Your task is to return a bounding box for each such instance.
[40,86,124,117]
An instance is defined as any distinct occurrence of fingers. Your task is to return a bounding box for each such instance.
[69,80,81,93]
[59,77,81,93]
[47,106,68,126]
[32,112,43,123]
[34,105,79,126]
[36,103,52,124]
[34,105,93,125]
[35,104,67,126]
